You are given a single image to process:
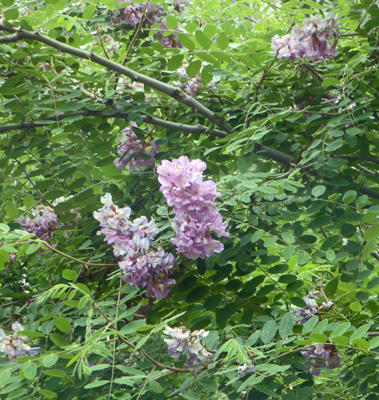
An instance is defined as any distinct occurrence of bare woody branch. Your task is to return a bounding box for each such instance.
[0,110,228,138]
[0,23,233,134]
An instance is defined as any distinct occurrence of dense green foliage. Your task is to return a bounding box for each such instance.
[1,0,379,398]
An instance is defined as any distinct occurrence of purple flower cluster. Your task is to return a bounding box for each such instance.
[272,12,340,61]
[0,322,40,361]
[17,205,59,241]
[114,123,160,173]
[292,293,319,324]
[292,293,333,324]
[113,1,164,27]
[163,325,211,367]
[176,62,217,97]
[154,19,182,49]
[157,156,229,259]
[94,194,175,299]
[302,343,341,376]
[237,364,256,376]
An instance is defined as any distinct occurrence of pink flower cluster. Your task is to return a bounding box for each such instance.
[113,1,164,27]
[114,123,160,173]
[163,325,211,367]
[302,343,341,376]
[0,322,40,361]
[17,205,59,241]
[272,12,340,61]
[157,156,229,259]
[94,194,175,299]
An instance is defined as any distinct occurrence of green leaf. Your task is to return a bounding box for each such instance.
[42,354,59,368]
[311,185,326,197]
[195,29,212,50]
[250,230,264,243]
[54,317,72,333]
[322,77,339,86]
[325,139,343,152]
[367,277,379,290]
[309,333,327,343]
[201,64,213,85]
[369,336,379,349]
[168,55,183,71]
[343,190,357,205]
[37,390,57,399]
[350,302,362,312]
[331,322,351,338]
[4,7,19,20]
[186,60,202,78]
[62,269,78,281]
[177,33,196,50]
[260,320,277,344]
[186,286,209,303]
[50,333,69,347]
[324,278,338,298]
[84,380,110,389]
[83,4,96,19]
[5,201,18,219]
[312,319,328,334]
[18,330,45,338]
[364,224,379,241]
[279,312,295,339]
[149,381,163,394]
[216,32,229,49]
[350,323,370,343]
[21,361,37,380]
[43,369,67,378]
[166,15,178,30]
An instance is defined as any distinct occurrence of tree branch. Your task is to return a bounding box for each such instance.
[0,23,233,134]
[0,110,228,138]
[254,144,379,200]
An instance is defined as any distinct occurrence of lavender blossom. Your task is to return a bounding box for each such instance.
[114,123,160,173]
[0,322,40,361]
[119,248,176,299]
[94,194,176,299]
[292,293,318,324]
[238,364,257,375]
[163,326,211,367]
[113,1,164,27]
[272,12,340,61]
[157,156,229,259]
[302,343,341,376]
[17,205,59,242]
[154,18,182,49]
[175,61,217,97]
[93,193,158,258]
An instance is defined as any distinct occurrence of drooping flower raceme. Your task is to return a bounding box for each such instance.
[114,123,160,173]
[302,343,341,376]
[272,12,340,61]
[17,205,59,241]
[0,322,40,361]
[94,194,175,299]
[163,325,211,367]
[157,156,229,259]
